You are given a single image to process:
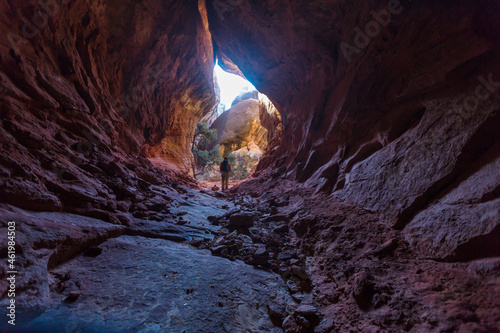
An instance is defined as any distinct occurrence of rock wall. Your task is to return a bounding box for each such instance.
[256,92,282,174]
[231,89,258,107]
[0,0,217,212]
[206,0,500,260]
[209,98,268,155]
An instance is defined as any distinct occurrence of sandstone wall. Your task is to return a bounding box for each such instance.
[0,0,498,262]
[206,0,500,260]
[0,0,217,212]
[209,98,268,155]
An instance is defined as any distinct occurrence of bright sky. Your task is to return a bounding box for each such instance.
[214,63,256,111]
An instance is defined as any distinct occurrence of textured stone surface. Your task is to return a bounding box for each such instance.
[0,186,250,332]
[20,235,287,333]
[1,186,288,332]
[209,98,268,154]
[258,93,282,151]
[232,141,264,161]
[233,181,500,331]
[0,205,126,322]
[206,0,500,260]
[0,0,217,215]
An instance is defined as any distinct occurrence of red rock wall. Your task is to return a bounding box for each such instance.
[0,0,498,261]
[0,0,217,211]
[259,94,282,149]
[206,0,500,260]
[209,98,268,155]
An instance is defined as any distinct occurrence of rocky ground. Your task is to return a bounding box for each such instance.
[0,182,298,333]
[20,234,289,333]
[224,176,500,333]
[198,180,246,191]
[3,177,498,333]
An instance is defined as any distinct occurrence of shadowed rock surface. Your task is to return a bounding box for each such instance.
[207,0,500,261]
[21,235,288,333]
[0,0,217,215]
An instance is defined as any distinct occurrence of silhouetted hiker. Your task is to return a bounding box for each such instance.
[220,157,231,190]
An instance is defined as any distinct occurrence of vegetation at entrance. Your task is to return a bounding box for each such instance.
[192,122,262,181]
[191,122,221,178]
[226,151,255,181]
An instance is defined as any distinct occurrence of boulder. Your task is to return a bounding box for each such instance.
[228,212,255,227]
[231,90,259,107]
[294,304,318,317]
[268,300,287,320]
[352,271,374,310]
[209,99,268,155]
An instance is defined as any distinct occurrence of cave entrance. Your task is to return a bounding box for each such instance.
[192,63,272,188]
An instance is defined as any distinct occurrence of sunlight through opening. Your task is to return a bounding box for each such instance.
[214,63,256,113]
[191,62,280,188]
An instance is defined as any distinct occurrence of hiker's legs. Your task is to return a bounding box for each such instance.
[224,172,229,189]
[221,172,228,190]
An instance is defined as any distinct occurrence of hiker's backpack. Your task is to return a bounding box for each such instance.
[221,160,230,172]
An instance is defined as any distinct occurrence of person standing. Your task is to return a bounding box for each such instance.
[220,157,231,190]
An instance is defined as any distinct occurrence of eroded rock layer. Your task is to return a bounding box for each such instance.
[0,0,217,213]
[207,0,500,260]
[206,0,500,331]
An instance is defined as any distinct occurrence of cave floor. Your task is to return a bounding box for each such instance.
[0,185,290,333]
[1,182,499,332]
[22,235,286,333]
[198,179,247,191]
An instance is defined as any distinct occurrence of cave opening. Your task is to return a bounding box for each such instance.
[214,63,256,113]
[192,62,277,189]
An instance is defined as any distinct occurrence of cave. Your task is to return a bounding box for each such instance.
[0,0,499,332]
